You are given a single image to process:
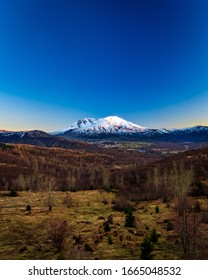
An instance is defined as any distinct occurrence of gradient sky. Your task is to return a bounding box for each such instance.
[0,0,208,131]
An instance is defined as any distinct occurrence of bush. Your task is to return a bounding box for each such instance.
[140,236,154,260]
[166,220,174,231]
[108,235,113,244]
[162,195,170,203]
[113,196,134,212]
[84,243,93,252]
[73,235,82,245]
[150,228,159,243]
[194,201,201,213]
[104,221,111,232]
[63,194,73,208]
[155,206,160,213]
[48,219,70,252]
[101,198,109,205]
[61,185,68,192]
[9,189,18,197]
[191,182,206,197]
[107,214,113,224]
[124,208,135,228]
[26,205,31,212]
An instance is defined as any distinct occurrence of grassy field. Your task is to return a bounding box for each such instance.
[1,190,207,260]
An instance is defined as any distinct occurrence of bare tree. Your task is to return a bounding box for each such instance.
[47,178,56,211]
[175,198,202,259]
[48,219,70,252]
[169,162,202,258]
[169,162,193,199]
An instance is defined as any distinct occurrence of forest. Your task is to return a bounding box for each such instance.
[0,142,208,259]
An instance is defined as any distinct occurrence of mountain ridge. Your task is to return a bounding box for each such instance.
[1,116,208,144]
[53,116,208,142]
[0,129,91,150]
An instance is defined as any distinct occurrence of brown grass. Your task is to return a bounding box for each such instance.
[1,190,207,260]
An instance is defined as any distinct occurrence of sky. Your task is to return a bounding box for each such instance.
[0,0,208,131]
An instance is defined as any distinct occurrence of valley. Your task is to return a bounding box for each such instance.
[0,116,208,260]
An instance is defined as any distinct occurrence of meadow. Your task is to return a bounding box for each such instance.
[0,190,207,260]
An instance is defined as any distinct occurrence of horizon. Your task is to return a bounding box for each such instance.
[1,0,208,131]
[0,114,207,133]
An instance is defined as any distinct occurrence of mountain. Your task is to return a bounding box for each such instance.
[54,116,146,135]
[0,130,90,149]
[1,117,208,146]
[53,116,208,142]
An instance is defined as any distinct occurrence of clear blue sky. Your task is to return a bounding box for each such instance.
[0,0,208,131]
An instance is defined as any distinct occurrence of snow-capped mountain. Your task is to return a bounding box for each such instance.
[171,125,208,133]
[55,116,147,135]
[1,118,207,145]
[53,116,208,142]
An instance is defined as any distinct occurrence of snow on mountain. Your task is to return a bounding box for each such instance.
[171,125,208,133]
[0,130,49,138]
[56,116,147,135]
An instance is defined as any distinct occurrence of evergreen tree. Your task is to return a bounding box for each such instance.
[140,236,154,260]
[150,228,159,243]
[124,208,135,228]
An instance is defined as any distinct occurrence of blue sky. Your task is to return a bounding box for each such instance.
[0,0,208,131]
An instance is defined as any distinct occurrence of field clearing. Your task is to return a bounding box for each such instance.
[1,190,206,260]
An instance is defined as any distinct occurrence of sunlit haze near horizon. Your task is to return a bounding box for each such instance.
[0,0,208,132]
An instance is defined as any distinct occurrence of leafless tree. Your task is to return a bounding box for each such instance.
[169,162,203,258]
[48,219,70,252]
[47,178,56,211]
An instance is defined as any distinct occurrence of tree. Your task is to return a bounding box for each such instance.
[150,228,159,243]
[140,236,154,260]
[47,178,55,211]
[124,208,135,228]
[48,219,70,252]
[175,198,202,259]
[169,162,193,199]
[169,162,202,258]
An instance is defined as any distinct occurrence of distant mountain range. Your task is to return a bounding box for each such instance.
[53,116,208,142]
[0,116,208,147]
[0,130,90,149]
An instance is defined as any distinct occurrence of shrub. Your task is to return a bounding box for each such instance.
[108,235,113,244]
[107,214,113,224]
[140,236,154,260]
[101,198,109,205]
[73,235,82,245]
[167,220,174,231]
[155,206,160,213]
[84,243,93,252]
[124,208,135,228]
[194,201,201,213]
[150,228,159,243]
[104,221,111,232]
[9,189,18,197]
[48,219,70,252]
[26,205,31,212]
[89,185,94,190]
[63,194,73,208]
[191,182,206,197]
[162,195,170,203]
[113,196,134,212]
[61,185,68,192]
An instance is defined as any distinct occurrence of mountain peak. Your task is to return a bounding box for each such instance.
[56,116,146,135]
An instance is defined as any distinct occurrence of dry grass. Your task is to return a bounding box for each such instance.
[0,190,207,260]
